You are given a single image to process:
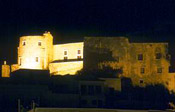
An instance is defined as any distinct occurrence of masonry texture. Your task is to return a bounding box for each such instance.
[1,33,175,92]
[84,37,173,91]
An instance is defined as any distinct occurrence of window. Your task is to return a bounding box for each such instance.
[77,56,81,59]
[139,79,144,84]
[19,57,22,65]
[95,86,102,94]
[38,41,42,46]
[138,54,143,60]
[156,53,162,59]
[157,67,162,73]
[22,41,26,46]
[140,68,145,74]
[92,100,97,105]
[36,57,39,62]
[78,50,81,54]
[64,50,67,55]
[64,56,68,60]
[88,85,94,95]
[81,85,87,95]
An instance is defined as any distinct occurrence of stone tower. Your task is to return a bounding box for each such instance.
[17,32,53,69]
[2,61,10,77]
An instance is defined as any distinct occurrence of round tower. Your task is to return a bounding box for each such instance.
[17,32,53,69]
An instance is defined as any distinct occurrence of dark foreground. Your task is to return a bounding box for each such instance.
[28,108,175,112]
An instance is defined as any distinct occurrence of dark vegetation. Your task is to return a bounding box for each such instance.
[0,69,175,112]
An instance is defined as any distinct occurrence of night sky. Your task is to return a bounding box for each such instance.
[0,0,175,68]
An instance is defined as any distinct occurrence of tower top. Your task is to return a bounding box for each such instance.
[43,31,52,37]
[4,61,6,65]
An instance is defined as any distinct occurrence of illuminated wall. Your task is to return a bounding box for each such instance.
[11,64,19,72]
[84,37,171,87]
[17,32,53,70]
[167,73,175,92]
[53,42,84,60]
[49,61,83,75]
[50,42,84,75]
[128,43,170,86]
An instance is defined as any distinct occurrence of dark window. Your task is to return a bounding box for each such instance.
[64,51,67,55]
[80,100,87,105]
[95,86,102,94]
[88,85,94,95]
[64,56,68,60]
[92,100,97,105]
[138,54,143,60]
[36,57,39,62]
[157,68,162,73]
[140,79,144,84]
[22,41,26,46]
[140,68,145,74]
[38,42,42,46]
[77,56,81,59]
[78,50,81,54]
[156,53,162,59]
[98,100,103,107]
[81,85,87,95]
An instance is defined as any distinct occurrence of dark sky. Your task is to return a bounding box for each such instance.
[0,0,175,68]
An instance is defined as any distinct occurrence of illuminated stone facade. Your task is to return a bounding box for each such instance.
[1,33,175,92]
[18,32,53,69]
[49,42,83,75]
[84,37,172,88]
[2,32,84,76]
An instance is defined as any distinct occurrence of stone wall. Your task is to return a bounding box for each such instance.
[49,61,83,75]
[17,32,53,70]
[84,37,171,88]
[53,42,84,61]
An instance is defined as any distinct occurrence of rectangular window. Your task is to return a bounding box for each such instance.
[22,41,26,46]
[36,57,39,62]
[157,67,162,73]
[140,79,144,84]
[140,68,145,74]
[64,51,67,55]
[81,85,87,95]
[64,56,68,60]
[156,53,162,59]
[77,56,81,59]
[138,54,143,60]
[78,50,81,54]
[38,41,42,46]
[95,86,102,94]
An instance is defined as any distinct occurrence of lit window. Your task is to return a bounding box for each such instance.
[64,51,67,55]
[156,53,162,59]
[77,56,81,59]
[64,56,68,60]
[157,67,162,73]
[38,41,42,46]
[78,50,81,54]
[140,68,145,74]
[22,41,26,46]
[36,57,39,62]
[138,54,143,60]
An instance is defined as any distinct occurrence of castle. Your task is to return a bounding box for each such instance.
[2,32,175,92]
[2,32,83,76]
